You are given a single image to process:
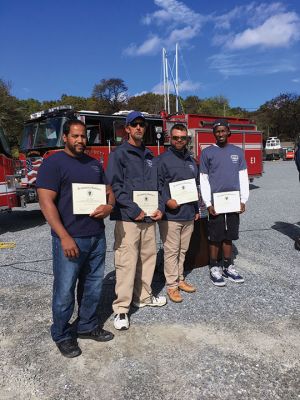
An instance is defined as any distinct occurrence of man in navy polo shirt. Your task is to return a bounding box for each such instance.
[36,119,114,358]
[200,119,249,286]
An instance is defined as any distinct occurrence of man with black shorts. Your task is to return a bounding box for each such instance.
[199,119,249,286]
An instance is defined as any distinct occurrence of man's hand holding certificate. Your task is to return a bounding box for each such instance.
[72,183,106,215]
[169,178,198,205]
[133,191,159,217]
[213,191,241,214]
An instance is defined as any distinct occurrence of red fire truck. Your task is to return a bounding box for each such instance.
[17,106,263,203]
[17,106,164,202]
[163,112,263,179]
[0,125,20,211]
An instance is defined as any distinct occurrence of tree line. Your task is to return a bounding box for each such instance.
[1,78,299,145]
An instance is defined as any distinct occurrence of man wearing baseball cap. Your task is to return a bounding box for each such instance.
[106,111,167,331]
[199,118,249,286]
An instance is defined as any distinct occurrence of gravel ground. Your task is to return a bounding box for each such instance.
[0,160,299,400]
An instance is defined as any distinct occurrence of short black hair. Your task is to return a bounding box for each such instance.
[170,123,188,135]
[63,119,86,135]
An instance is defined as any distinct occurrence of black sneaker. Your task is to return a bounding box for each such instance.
[56,339,82,358]
[78,326,114,342]
[210,266,226,287]
[223,265,244,283]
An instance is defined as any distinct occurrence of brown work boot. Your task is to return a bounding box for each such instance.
[167,287,183,303]
[178,280,196,293]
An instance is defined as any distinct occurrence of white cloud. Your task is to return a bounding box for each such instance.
[209,53,297,77]
[146,0,201,26]
[124,36,162,56]
[214,2,286,30]
[132,91,149,97]
[292,78,300,83]
[228,12,300,49]
[124,0,205,56]
[179,80,201,91]
[152,79,201,94]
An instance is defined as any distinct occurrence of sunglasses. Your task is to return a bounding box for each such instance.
[171,135,188,141]
[129,121,146,128]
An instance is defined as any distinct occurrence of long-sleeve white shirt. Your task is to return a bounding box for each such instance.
[200,168,249,208]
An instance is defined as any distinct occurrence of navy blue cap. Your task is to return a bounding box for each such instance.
[126,111,145,125]
[212,119,229,133]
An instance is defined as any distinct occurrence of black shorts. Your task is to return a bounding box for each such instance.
[208,213,240,242]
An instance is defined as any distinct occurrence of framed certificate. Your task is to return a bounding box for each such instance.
[72,183,106,214]
[169,178,198,205]
[213,191,240,214]
[133,191,158,216]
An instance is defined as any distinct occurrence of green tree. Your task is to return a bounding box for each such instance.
[0,79,23,144]
[253,93,300,141]
[182,96,201,114]
[127,93,164,114]
[198,95,229,116]
[92,78,128,113]
[18,98,42,120]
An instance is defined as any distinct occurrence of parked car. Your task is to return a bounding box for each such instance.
[283,147,295,161]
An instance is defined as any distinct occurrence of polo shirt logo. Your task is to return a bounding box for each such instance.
[91,165,100,173]
[146,160,153,168]
[231,155,239,163]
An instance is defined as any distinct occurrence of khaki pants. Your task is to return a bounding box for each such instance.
[159,220,194,288]
[113,221,157,314]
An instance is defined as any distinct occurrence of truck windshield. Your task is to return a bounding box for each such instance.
[20,117,66,151]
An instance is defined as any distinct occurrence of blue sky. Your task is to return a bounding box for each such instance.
[1,0,300,110]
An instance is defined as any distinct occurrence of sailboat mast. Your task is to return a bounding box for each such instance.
[163,48,167,112]
[175,43,179,113]
[165,52,170,114]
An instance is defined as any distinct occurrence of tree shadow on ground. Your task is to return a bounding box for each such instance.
[0,209,46,234]
[271,221,300,241]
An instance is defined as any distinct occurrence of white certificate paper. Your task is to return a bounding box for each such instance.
[133,191,158,216]
[213,191,240,214]
[72,183,106,214]
[169,178,198,205]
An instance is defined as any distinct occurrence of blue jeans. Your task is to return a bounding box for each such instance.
[51,233,106,343]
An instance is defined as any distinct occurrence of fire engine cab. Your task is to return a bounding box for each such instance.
[0,125,20,211]
[17,106,164,202]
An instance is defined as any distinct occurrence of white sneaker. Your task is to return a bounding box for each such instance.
[133,295,167,308]
[113,313,129,330]
[210,266,226,287]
